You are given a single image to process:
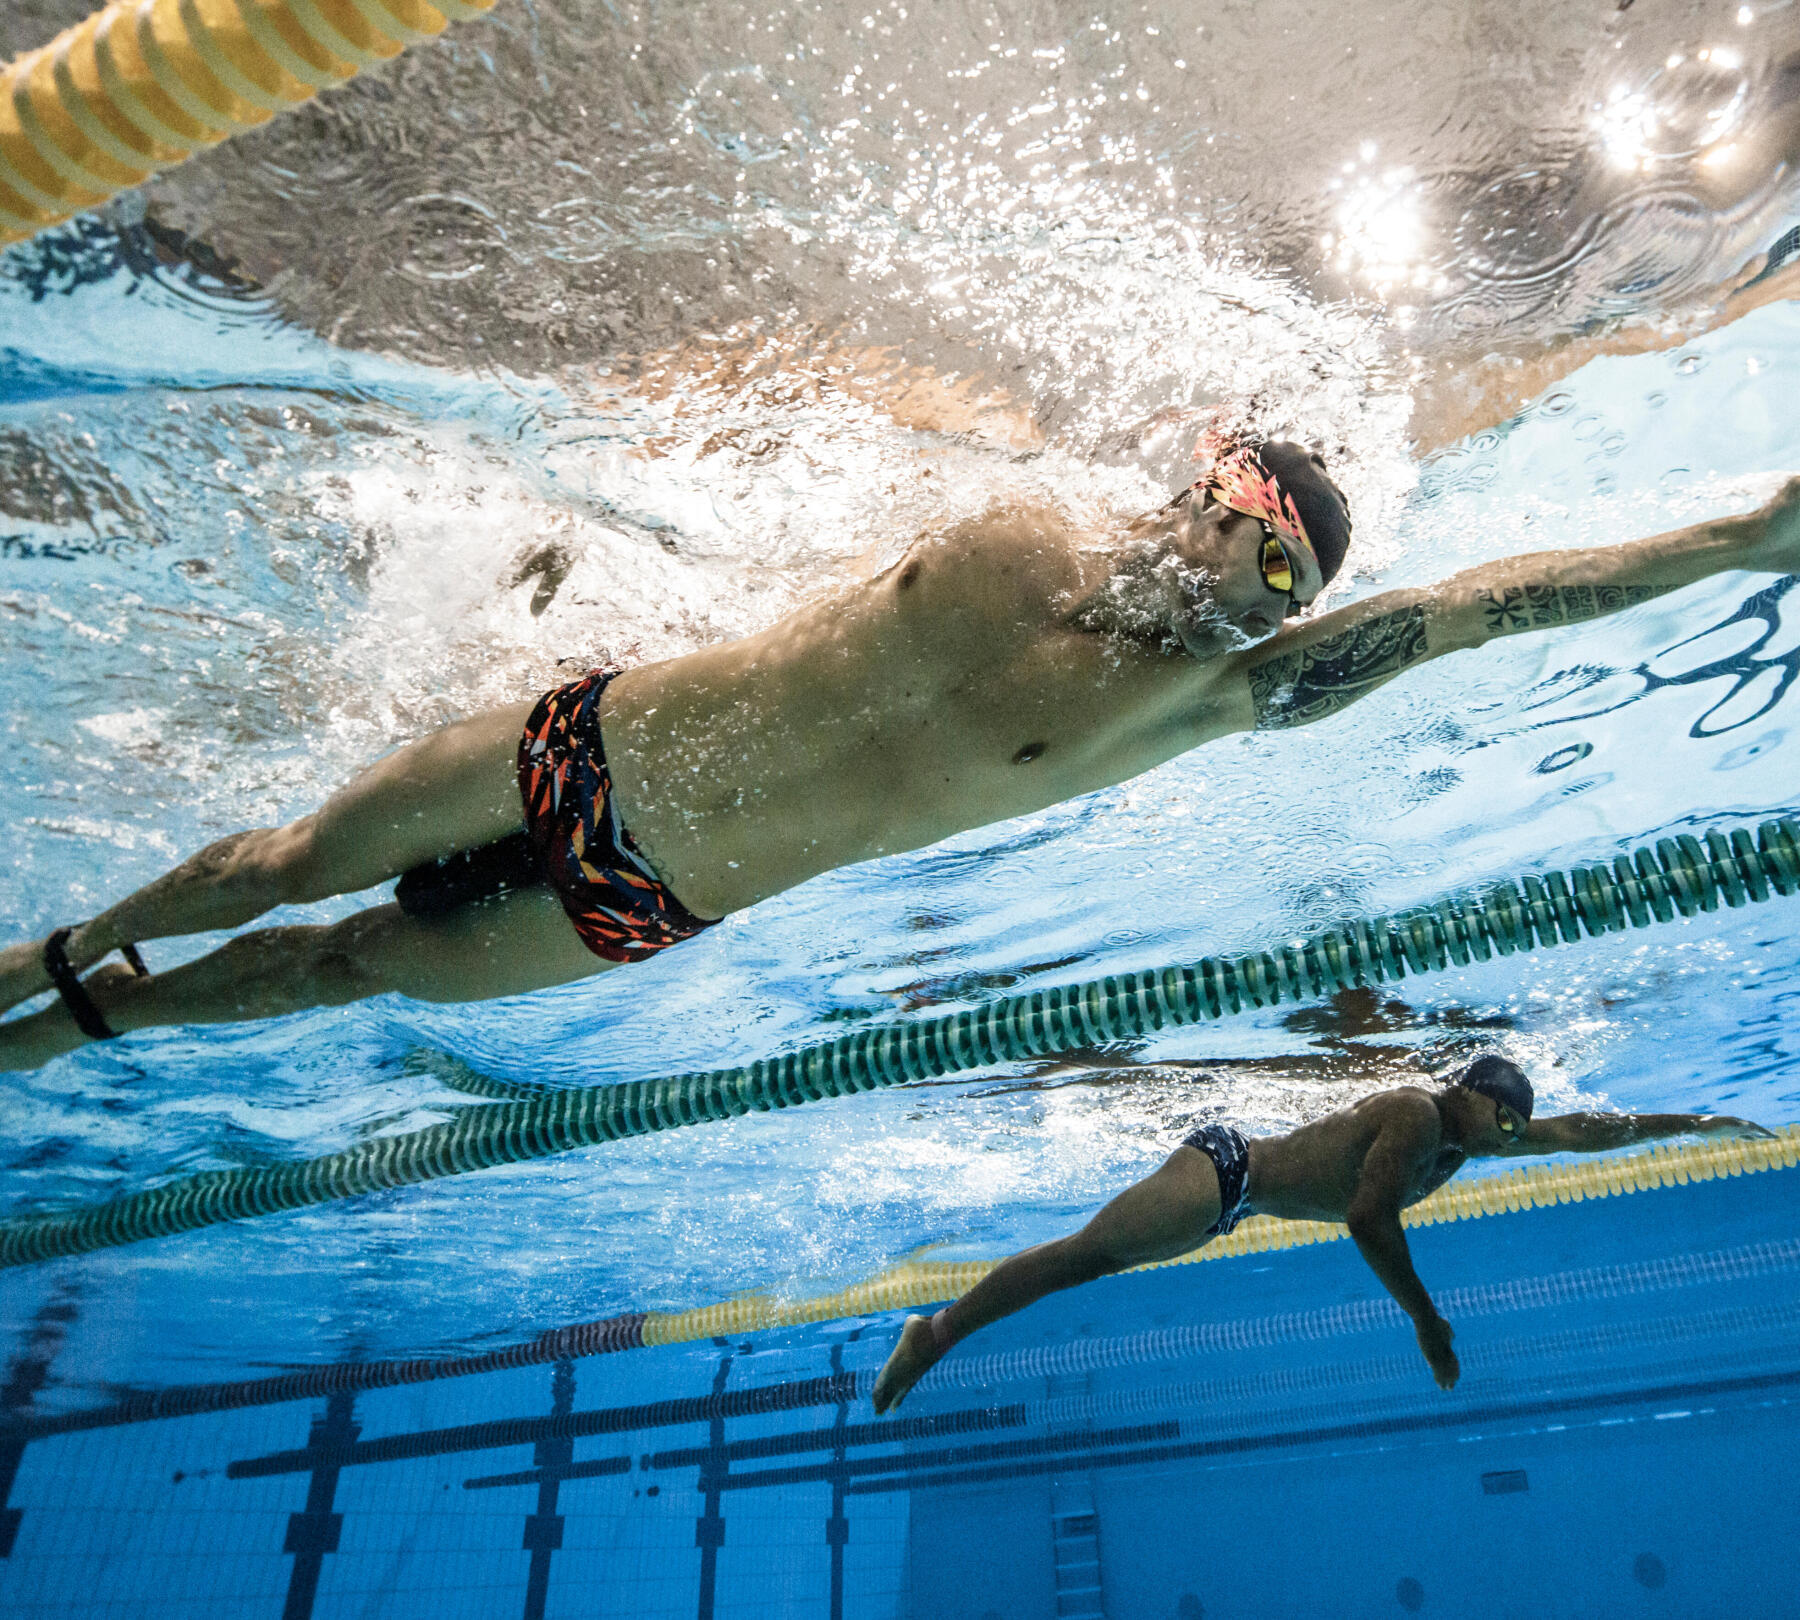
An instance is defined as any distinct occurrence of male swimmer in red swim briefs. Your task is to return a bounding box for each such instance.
[2,429,1799,1069]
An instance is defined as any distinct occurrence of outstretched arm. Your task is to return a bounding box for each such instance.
[1232,477,1800,732]
[1511,1111,1775,1156]
[1344,1093,1460,1389]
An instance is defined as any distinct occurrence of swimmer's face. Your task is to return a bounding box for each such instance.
[1163,492,1300,656]
[1447,1085,1528,1155]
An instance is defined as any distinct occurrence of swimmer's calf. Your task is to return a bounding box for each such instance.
[871,1056,1774,1411]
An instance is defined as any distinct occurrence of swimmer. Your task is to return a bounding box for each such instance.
[870,1056,1776,1409]
[3,432,1800,1067]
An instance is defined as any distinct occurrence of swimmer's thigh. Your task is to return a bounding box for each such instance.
[1075,1144,1224,1270]
[328,884,615,1003]
[283,701,539,900]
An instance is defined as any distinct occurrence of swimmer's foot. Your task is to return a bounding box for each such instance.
[872,1314,944,1415]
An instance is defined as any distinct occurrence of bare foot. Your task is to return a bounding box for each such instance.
[872,1315,943,1415]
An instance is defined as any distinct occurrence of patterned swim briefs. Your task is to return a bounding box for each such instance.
[1179,1121,1255,1237]
[516,669,717,963]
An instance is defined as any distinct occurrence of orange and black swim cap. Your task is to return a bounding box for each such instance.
[1191,434,1355,590]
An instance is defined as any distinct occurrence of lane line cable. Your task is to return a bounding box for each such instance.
[2,814,1797,1269]
[0,0,496,248]
[6,1147,1796,1442]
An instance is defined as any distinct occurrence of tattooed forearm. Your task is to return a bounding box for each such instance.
[1475,582,1666,634]
[1249,605,1429,729]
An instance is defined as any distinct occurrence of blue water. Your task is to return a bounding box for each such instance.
[4,0,1800,1609]
[6,266,1800,1392]
[3,1143,1795,1618]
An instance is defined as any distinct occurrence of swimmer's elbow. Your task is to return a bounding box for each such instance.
[1344,1199,1402,1244]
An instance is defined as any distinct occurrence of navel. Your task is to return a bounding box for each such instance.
[1012,741,1046,765]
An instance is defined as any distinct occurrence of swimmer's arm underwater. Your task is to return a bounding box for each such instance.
[1341,1092,1460,1390]
[1229,476,1800,731]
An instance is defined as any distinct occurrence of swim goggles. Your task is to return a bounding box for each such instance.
[1495,1101,1522,1139]
[1258,532,1298,598]
[1191,440,1325,616]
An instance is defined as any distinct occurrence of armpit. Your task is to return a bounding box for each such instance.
[1248,605,1429,729]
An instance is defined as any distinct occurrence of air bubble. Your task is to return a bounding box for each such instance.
[1535,741,1594,774]
[1714,729,1784,771]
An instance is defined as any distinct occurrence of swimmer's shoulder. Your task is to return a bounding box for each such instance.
[1336,1086,1445,1155]
[873,501,1086,605]
[1357,1085,1445,1129]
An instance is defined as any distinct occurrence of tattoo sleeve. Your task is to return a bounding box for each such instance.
[1474,582,1665,634]
[1249,605,1429,730]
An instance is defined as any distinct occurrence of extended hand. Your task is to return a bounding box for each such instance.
[1699,1115,1779,1141]
[1415,1314,1460,1390]
[871,1315,943,1415]
[1749,476,1800,575]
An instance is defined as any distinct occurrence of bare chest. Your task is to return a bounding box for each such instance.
[601,579,1207,912]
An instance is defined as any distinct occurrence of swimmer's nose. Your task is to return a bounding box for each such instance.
[1241,608,1278,637]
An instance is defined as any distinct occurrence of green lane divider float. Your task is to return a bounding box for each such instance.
[3,816,1797,1269]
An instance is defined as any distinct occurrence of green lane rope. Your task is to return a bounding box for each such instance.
[3,815,1796,1269]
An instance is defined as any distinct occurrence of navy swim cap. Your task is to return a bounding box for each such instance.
[1457,1054,1535,1120]
[1255,441,1353,587]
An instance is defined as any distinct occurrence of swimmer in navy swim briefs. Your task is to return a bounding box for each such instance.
[873,1056,1772,1411]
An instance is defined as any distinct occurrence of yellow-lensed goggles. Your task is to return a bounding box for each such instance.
[1258,532,1297,597]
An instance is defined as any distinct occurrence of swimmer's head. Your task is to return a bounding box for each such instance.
[1449,1054,1535,1149]
[1249,441,1354,591]
[1160,439,1353,656]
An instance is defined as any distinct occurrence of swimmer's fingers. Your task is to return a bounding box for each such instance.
[1721,251,1800,323]
[1415,1314,1459,1390]
[871,1315,936,1414]
[1717,1117,1778,1140]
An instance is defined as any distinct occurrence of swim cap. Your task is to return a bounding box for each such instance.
[1456,1054,1535,1120]
[1190,434,1354,589]
[1254,441,1353,588]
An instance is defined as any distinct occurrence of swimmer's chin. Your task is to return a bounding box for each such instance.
[1174,615,1276,661]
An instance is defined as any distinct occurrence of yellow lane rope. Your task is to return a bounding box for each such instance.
[0,0,495,245]
[636,1126,1800,1347]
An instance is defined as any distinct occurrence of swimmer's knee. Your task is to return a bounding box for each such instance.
[304,926,386,1006]
[1059,1234,1120,1286]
